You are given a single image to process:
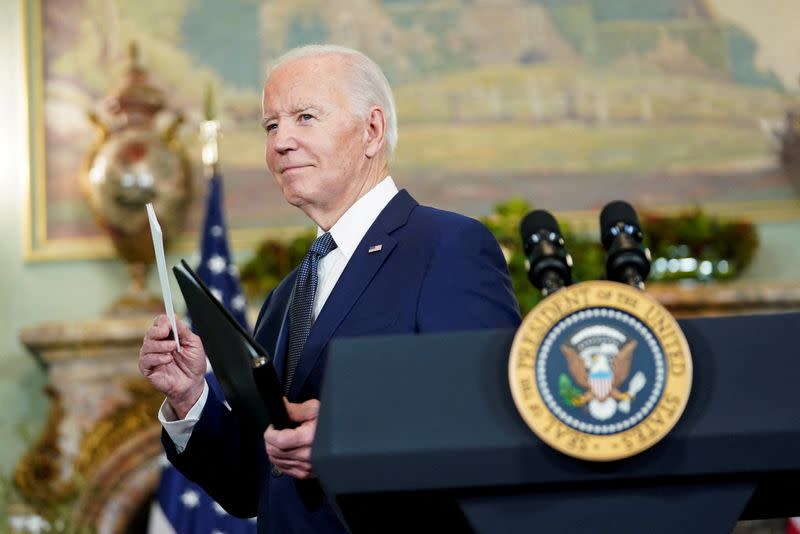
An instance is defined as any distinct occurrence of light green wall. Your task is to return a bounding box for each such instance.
[740,222,800,281]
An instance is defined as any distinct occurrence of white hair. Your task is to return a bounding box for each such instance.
[265,44,398,158]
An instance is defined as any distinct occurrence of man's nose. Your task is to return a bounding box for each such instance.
[272,123,299,154]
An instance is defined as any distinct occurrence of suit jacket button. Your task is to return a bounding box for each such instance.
[271,466,283,478]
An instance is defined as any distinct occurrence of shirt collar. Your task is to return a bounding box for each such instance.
[318,176,399,260]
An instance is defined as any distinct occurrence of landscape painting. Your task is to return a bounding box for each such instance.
[24,0,800,259]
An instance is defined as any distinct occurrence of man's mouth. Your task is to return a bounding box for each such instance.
[281,164,312,173]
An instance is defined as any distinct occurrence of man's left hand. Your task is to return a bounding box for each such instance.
[264,398,320,479]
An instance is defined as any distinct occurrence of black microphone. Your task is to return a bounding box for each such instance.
[520,209,573,297]
[599,200,651,290]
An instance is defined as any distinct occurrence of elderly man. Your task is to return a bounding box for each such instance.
[139,44,520,533]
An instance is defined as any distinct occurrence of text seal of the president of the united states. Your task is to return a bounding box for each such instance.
[509,281,693,461]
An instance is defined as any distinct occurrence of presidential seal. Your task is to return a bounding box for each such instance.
[508,281,692,461]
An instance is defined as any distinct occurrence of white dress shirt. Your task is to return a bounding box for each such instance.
[161,176,399,452]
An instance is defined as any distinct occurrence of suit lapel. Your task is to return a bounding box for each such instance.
[287,190,417,399]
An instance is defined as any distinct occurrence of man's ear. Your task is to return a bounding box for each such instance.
[364,107,386,159]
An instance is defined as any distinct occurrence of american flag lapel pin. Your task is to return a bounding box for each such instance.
[368,244,383,253]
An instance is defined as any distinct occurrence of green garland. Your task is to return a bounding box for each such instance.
[239,229,317,301]
[239,199,758,316]
[641,209,759,283]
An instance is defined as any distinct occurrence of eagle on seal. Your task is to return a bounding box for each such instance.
[561,339,643,420]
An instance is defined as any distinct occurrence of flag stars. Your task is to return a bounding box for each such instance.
[180,489,200,508]
[157,453,170,469]
[209,287,223,302]
[210,225,224,237]
[207,254,227,274]
[231,294,246,311]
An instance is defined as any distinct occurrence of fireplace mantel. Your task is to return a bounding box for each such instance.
[14,313,164,533]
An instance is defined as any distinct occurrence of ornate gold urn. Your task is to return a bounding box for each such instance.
[82,42,192,313]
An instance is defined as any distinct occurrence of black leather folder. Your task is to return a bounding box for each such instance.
[172,259,288,431]
[172,259,324,510]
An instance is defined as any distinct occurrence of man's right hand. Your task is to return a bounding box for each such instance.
[139,315,207,419]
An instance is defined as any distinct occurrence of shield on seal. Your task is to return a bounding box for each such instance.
[589,363,613,400]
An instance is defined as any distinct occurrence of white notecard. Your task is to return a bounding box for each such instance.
[146,203,181,351]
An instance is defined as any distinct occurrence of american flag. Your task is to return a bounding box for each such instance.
[147,173,257,533]
[788,517,800,534]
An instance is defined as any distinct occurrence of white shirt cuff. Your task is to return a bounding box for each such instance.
[158,380,209,454]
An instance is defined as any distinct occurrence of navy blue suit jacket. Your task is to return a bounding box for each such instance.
[163,190,521,533]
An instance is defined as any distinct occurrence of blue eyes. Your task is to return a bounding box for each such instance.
[265,113,314,133]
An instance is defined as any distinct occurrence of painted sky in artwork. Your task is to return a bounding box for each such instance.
[706,0,800,88]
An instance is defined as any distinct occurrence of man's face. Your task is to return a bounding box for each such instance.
[262,55,368,220]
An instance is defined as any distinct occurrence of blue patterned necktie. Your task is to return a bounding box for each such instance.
[284,232,338,394]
